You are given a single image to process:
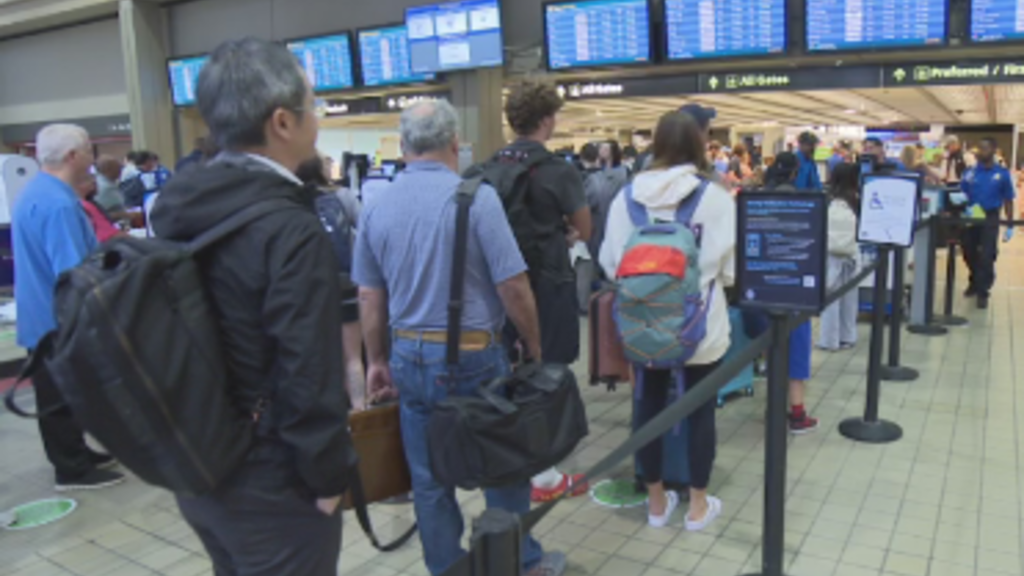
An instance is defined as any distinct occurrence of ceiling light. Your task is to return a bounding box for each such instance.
[844,109,857,114]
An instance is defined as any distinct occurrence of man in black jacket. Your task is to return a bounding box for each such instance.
[151,38,354,576]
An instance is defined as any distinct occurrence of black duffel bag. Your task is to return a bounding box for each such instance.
[428,363,589,490]
[426,177,588,490]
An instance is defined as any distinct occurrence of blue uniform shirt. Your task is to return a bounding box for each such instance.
[12,172,98,349]
[796,151,822,191]
[963,162,1016,211]
[352,161,527,332]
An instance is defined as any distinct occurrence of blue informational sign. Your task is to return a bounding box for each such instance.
[665,0,785,60]
[737,191,828,313]
[167,56,208,107]
[545,0,652,70]
[406,0,504,74]
[287,34,355,93]
[972,0,1024,42]
[358,26,435,87]
[806,0,947,52]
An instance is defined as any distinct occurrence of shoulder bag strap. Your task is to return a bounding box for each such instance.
[3,333,55,419]
[348,472,418,552]
[446,177,484,367]
[188,199,298,252]
[623,184,649,228]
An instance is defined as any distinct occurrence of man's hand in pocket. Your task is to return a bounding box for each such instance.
[316,496,342,516]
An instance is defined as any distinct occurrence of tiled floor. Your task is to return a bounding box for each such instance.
[1,243,1022,576]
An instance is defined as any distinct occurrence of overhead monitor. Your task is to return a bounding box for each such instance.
[167,55,208,107]
[665,0,786,60]
[358,25,436,87]
[406,0,504,73]
[971,0,1024,43]
[544,0,652,70]
[287,33,356,93]
[806,0,947,52]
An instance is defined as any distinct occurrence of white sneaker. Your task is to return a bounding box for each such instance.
[648,490,680,528]
[685,495,722,532]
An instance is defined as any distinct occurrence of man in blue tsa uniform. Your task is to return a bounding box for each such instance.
[961,137,1016,309]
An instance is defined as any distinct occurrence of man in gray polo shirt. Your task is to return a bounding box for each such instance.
[353,100,565,576]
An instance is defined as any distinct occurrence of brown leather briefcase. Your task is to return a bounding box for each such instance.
[343,403,412,509]
[343,403,417,552]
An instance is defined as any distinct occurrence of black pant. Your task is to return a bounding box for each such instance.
[504,275,580,364]
[177,442,342,576]
[961,211,1000,297]
[635,363,719,490]
[33,362,93,481]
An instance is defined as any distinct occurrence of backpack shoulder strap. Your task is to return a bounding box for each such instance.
[188,199,297,252]
[674,177,710,225]
[623,184,649,228]
[445,177,484,367]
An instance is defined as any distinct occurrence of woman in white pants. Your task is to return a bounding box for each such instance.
[819,164,861,351]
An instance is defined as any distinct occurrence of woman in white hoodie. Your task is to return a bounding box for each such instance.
[819,163,861,351]
[599,111,736,531]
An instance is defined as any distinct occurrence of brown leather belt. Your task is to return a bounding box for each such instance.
[394,329,498,351]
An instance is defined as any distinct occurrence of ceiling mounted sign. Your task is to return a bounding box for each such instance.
[884,60,1024,87]
[698,66,883,94]
[556,75,699,101]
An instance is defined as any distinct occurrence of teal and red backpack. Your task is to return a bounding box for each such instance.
[614,179,714,400]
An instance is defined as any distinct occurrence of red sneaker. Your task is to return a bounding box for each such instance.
[789,414,819,435]
[531,474,589,503]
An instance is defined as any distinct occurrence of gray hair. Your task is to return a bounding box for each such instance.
[197,37,308,150]
[35,124,90,167]
[400,100,459,156]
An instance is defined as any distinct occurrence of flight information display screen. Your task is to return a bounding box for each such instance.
[972,0,1024,42]
[407,0,504,73]
[806,0,947,51]
[287,34,356,92]
[168,56,208,107]
[358,26,435,87]
[665,0,786,60]
[545,0,652,70]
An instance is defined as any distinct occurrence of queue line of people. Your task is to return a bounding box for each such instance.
[9,35,1019,576]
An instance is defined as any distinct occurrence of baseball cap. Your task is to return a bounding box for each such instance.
[772,151,799,174]
[678,103,717,131]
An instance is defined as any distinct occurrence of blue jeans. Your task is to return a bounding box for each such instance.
[390,336,543,576]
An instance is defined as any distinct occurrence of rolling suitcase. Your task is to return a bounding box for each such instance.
[717,307,756,407]
[633,387,690,493]
[588,287,630,389]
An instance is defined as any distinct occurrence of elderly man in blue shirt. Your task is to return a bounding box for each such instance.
[961,136,1017,309]
[795,131,823,190]
[12,124,125,491]
[354,100,566,576]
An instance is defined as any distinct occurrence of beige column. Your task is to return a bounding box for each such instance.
[449,68,506,163]
[119,0,176,163]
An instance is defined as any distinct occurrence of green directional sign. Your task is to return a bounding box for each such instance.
[708,76,720,90]
[883,59,1024,87]
[893,68,907,83]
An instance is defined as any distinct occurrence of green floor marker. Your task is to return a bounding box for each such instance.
[589,479,647,509]
[3,498,77,530]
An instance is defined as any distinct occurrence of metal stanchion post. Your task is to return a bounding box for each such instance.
[908,217,949,336]
[936,239,968,326]
[840,247,903,443]
[880,248,919,382]
[469,509,522,576]
[741,313,791,576]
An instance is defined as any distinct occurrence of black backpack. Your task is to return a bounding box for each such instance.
[119,174,147,208]
[5,200,297,496]
[463,148,551,272]
[314,192,355,274]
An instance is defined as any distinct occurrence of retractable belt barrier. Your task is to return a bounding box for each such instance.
[440,257,887,576]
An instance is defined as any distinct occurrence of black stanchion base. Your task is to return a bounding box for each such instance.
[907,323,948,336]
[935,314,969,327]
[839,418,903,444]
[880,365,919,382]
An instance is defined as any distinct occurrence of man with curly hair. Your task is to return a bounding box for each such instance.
[496,80,593,503]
